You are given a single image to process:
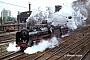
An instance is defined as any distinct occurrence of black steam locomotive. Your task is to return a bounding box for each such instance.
[16,20,68,50]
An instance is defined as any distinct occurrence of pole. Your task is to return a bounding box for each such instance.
[1,16,3,25]
[17,11,20,31]
[28,2,31,16]
[1,19,2,25]
[0,17,2,25]
[18,15,19,31]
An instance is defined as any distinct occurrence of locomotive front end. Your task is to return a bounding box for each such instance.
[16,29,29,50]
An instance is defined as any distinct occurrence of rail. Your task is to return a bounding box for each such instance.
[80,49,90,60]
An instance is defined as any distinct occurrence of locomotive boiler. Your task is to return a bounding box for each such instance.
[16,21,68,50]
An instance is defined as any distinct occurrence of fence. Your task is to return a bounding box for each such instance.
[0,23,26,31]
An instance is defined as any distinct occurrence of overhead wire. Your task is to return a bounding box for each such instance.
[0,5,27,11]
[0,1,28,8]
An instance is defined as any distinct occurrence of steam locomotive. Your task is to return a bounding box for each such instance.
[16,20,68,50]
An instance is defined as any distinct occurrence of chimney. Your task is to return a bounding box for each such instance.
[29,2,31,12]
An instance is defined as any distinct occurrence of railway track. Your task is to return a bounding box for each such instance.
[0,26,90,60]
[0,34,15,41]
[0,41,15,53]
[57,36,90,60]
[0,39,15,44]
[20,26,90,60]
[0,32,80,60]
[0,32,16,55]
[0,39,15,54]
[80,49,90,60]
[1,39,15,43]
[0,32,16,50]
[0,51,24,60]
[31,34,89,60]
[0,32,16,41]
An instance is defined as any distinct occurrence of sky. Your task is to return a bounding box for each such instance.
[0,0,77,17]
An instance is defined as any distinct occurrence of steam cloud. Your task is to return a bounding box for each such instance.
[6,37,59,54]
[6,42,20,52]
[24,37,58,54]
[26,0,88,30]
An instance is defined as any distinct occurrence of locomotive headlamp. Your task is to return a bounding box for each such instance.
[21,29,28,36]
[22,31,27,35]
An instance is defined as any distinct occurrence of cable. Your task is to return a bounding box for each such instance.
[0,5,27,10]
[0,1,28,8]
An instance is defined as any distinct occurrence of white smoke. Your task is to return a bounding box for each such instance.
[26,0,88,30]
[24,37,58,54]
[6,37,59,54]
[6,42,20,52]
[86,0,90,5]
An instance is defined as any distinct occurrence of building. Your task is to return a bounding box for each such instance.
[17,3,32,23]
[1,9,11,23]
[17,11,32,23]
